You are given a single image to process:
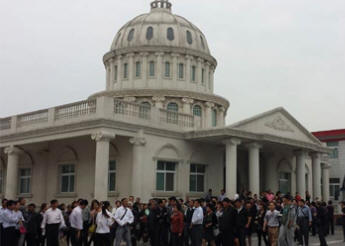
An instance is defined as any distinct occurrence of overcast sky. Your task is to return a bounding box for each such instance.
[0,0,344,132]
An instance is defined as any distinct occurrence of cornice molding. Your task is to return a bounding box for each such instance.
[89,89,230,109]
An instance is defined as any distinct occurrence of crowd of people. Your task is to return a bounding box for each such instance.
[0,189,345,246]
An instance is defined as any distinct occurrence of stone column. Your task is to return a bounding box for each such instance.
[311,152,322,200]
[197,58,203,84]
[91,131,115,201]
[223,138,241,198]
[129,129,147,198]
[128,53,135,83]
[185,55,192,83]
[217,107,225,127]
[182,98,193,114]
[247,143,262,196]
[205,62,210,90]
[4,146,21,199]
[172,53,179,81]
[204,102,214,128]
[322,163,331,202]
[209,66,214,91]
[156,52,164,81]
[106,60,111,90]
[295,150,307,199]
[117,55,123,86]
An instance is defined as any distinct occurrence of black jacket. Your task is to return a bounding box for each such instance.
[219,206,236,234]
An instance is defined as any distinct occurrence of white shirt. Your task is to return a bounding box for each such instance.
[111,207,117,217]
[96,210,114,234]
[191,206,204,225]
[114,206,134,226]
[41,208,66,229]
[70,206,83,230]
[0,207,6,224]
[2,209,21,228]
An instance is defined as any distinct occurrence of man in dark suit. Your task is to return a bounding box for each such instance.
[219,198,236,246]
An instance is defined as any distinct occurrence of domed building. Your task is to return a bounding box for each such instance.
[0,0,330,203]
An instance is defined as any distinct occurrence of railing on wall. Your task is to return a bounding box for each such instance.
[159,109,194,128]
[17,110,48,127]
[0,117,11,130]
[114,99,151,120]
[55,99,96,120]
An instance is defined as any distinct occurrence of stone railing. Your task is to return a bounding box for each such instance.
[0,117,11,130]
[55,99,96,120]
[17,110,49,127]
[0,97,198,135]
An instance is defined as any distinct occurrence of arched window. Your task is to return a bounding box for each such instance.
[146,26,154,40]
[165,62,171,77]
[186,30,193,44]
[123,63,128,79]
[135,61,141,77]
[211,109,217,127]
[200,35,205,49]
[167,102,178,124]
[167,27,174,41]
[193,105,202,117]
[128,29,135,41]
[149,61,155,77]
[178,63,184,79]
[139,102,151,119]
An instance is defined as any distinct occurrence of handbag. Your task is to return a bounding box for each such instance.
[19,225,27,234]
[89,224,96,234]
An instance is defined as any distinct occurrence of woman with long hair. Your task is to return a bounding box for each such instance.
[95,201,114,246]
[88,200,100,246]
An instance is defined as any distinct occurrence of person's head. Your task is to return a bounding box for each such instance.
[222,198,231,208]
[234,199,243,209]
[18,197,26,206]
[58,203,66,211]
[172,205,179,213]
[216,201,223,210]
[245,201,252,210]
[1,199,8,208]
[298,199,305,207]
[121,198,128,207]
[101,201,110,218]
[158,199,165,208]
[268,202,276,211]
[328,200,332,205]
[208,189,212,194]
[50,200,58,209]
[6,200,16,210]
[14,201,20,211]
[115,200,121,208]
[206,204,214,213]
[91,200,100,210]
[79,199,88,209]
[40,203,48,212]
[129,196,134,203]
[220,189,225,195]
[169,197,177,206]
[282,195,291,205]
[194,199,201,208]
[28,203,36,213]
[135,197,141,203]
[188,200,194,208]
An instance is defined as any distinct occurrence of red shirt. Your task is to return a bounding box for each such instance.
[170,211,184,234]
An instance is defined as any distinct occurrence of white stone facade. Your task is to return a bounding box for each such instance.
[0,0,331,204]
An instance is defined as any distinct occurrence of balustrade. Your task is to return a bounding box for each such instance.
[55,99,96,120]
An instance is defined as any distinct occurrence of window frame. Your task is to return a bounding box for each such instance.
[178,63,184,80]
[114,65,118,82]
[165,61,171,78]
[18,168,32,195]
[191,65,196,82]
[135,61,141,78]
[59,164,75,194]
[167,27,175,41]
[123,63,128,79]
[279,172,291,195]
[189,163,206,193]
[156,161,177,192]
[193,105,202,117]
[146,26,154,40]
[329,178,340,200]
[108,160,117,192]
[211,109,217,127]
[149,61,155,77]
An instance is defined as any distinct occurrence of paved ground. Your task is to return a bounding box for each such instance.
[251,226,345,246]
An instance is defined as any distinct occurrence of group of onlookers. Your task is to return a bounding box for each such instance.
[0,189,345,246]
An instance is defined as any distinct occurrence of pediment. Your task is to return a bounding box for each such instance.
[230,107,322,145]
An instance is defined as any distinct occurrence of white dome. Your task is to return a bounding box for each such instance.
[110,0,211,56]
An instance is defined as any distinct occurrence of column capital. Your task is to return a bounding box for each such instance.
[116,55,123,60]
[294,149,308,157]
[129,129,146,146]
[152,96,166,102]
[222,138,241,146]
[123,96,136,102]
[246,142,263,150]
[91,131,115,142]
[155,52,165,57]
[171,53,180,58]
[139,52,149,57]
[182,98,194,104]
[185,55,193,60]
[204,102,215,108]
[126,52,135,58]
[321,163,331,169]
[218,106,226,112]
[4,146,22,156]
[310,152,321,159]
[197,57,204,63]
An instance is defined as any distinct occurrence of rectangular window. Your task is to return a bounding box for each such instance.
[191,66,196,82]
[156,161,176,192]
[114,65,118,81]
[165,62,171,77]
[330,178,340,200]
[211,109,217,127]
[327,142,339,159]
[149,61,155,77]
[19,168,31,194]
[60,164,75,193]
[190,164,205,192]
[123,63,128,79]
[279,172,291,195]
[201,69,205,84]
[108,161,116,192]
[178,63,184,79]
[135,62,141,77]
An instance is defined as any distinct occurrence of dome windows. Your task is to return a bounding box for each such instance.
[149,61,155,77]
[186,30,193,44]
[200,35,205,49]
[178,63,184,79]
[146,26,154,40]
[127,29,135,42]
[167,27,174,41]
[165,62,171,77]
[193,105,202,117]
